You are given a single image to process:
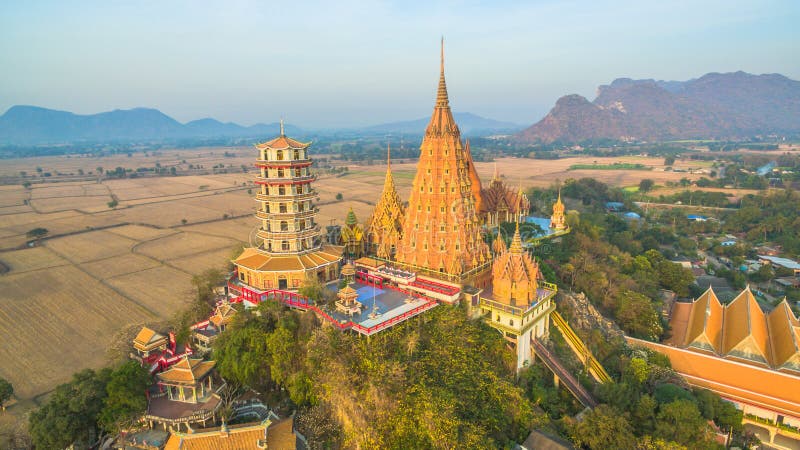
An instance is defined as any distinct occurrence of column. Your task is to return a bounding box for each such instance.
[517,328,532,371]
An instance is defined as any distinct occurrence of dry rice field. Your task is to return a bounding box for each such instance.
[0,148,764,414]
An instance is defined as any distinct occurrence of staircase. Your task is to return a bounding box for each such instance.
[532,338,598,408]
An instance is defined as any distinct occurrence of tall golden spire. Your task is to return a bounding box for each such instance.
[437,36,448,107]
[368,142,405,259]
[396,40,489,276]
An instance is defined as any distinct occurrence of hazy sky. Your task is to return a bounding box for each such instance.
[1,0,799,128]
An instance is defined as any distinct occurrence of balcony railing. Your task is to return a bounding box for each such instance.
[255,191,318,202]
[255,208,318,220]
[256,226,321,240]
[254,174,316,185]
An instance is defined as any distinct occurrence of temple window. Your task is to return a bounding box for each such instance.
[451,187,455,193]
[294,168,302,177]
[440,207,445,213]
[277,168,284,177]
[426,206,431,212]
[415,224,419,230]
[427,169,431,174]
[440,187,445,193]
[440,225,445,232]
[278,186,285,195]
[276,150,284,160]
[293,150,300,159]
[445,169,449,174]
[424,243,428,250]
[455,244,460,250]
[279,203,287,213]
[510,319,514,326]
[280,221,288,231]
[282,241,290,251]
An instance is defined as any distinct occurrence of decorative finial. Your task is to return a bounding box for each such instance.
[280,118,285,136]
[387,142,391,167]
[440,36,445,74]
[493,162,499,181]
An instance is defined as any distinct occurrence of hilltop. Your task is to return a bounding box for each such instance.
[516,72,800,143]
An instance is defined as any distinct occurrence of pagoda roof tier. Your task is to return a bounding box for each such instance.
[256,226,321,241]
[255,208,319,221]
[254,159,312,168]
[234,245,343,273]
[254,175,316,186]
[255,135,310,150]
[255,192,317,203]
[157,357,216,386]
[209,302,237,328]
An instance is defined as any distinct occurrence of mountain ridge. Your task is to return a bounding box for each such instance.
[0,106,518,145]
[517,71,800,144]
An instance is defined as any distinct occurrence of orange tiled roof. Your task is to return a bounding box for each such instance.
[209,302,237,328]
[490,224,539,305]
[480,178,530,217]
[163,418,296,450]
[157,358,215,385]
[133,327,167,351]
[672,286,800,372]
[255,135,309,151]
[628,337,800,420]
[234,246,342,273]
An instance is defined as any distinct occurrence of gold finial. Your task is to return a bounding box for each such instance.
[280,118,285,136]
[387,142,391,167]
[440,36,445,74]
[493,162,499,181]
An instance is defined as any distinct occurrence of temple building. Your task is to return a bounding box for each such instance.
[146,357,223,430]
[667,286,800,371]
[341,207,366,259]
[163,416,302,450]
[549,190,567,231]
[629,287,800,443]
[367,145,405,259]
[394,40,490,283]
[480,165,530,226]
[132,327,168,360]
[191,300,238,352]
[233,123,342,291]
[478,222,557,370]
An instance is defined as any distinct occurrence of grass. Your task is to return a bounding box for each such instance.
[568,163,652,171]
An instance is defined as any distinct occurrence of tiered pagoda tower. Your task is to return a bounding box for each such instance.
[341,207,366,259]
[233,123,342,291]
[394,40,490,282]
[549,190,567,230]
[367,144,405,259]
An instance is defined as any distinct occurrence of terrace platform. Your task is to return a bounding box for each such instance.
[524,216,569,240]
[327,282,431,331]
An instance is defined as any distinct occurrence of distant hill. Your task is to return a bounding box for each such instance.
[516,72,800,144]
[364,112,522,135]
[0,105,298,145]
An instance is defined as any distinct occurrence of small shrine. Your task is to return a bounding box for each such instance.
[335,285,364,316]
[133,327,168,359]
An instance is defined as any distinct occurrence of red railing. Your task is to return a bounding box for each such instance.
[356,271,384,288]
[409,278,460,296]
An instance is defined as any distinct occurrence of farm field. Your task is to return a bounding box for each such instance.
[0,147,765,414]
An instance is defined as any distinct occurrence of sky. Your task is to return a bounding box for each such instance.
[1,0,799,128]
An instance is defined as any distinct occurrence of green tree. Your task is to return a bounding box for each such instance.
[335,193,343,200]
[107,200,118,208]
[0,378,12,411]
[570,404,637,450]
[664,156,676,166]
[26,227,48,240]
[639,178,655,193]
[654,399,707,446]
[29,368,111,449]
[98,361,151,432]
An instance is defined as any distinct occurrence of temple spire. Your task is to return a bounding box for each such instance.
[387,142,391,167]
[279,118,285,136]
[493,162,499,181]
[436,37,449,107]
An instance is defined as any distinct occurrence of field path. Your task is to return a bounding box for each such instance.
[45,243,161,318]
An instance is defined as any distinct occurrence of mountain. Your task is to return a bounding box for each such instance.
[0,106,299,145]
[516,72,800,143]
[364,112,522,135]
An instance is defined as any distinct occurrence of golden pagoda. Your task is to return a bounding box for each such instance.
[367,144,405,259]
[480,164,530,226]
[480,221,555,370]
[233,122,342,291]
[549,189,567,230]
[491,222,540,306]
[341,207,366,259]
[394,40,490,282]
